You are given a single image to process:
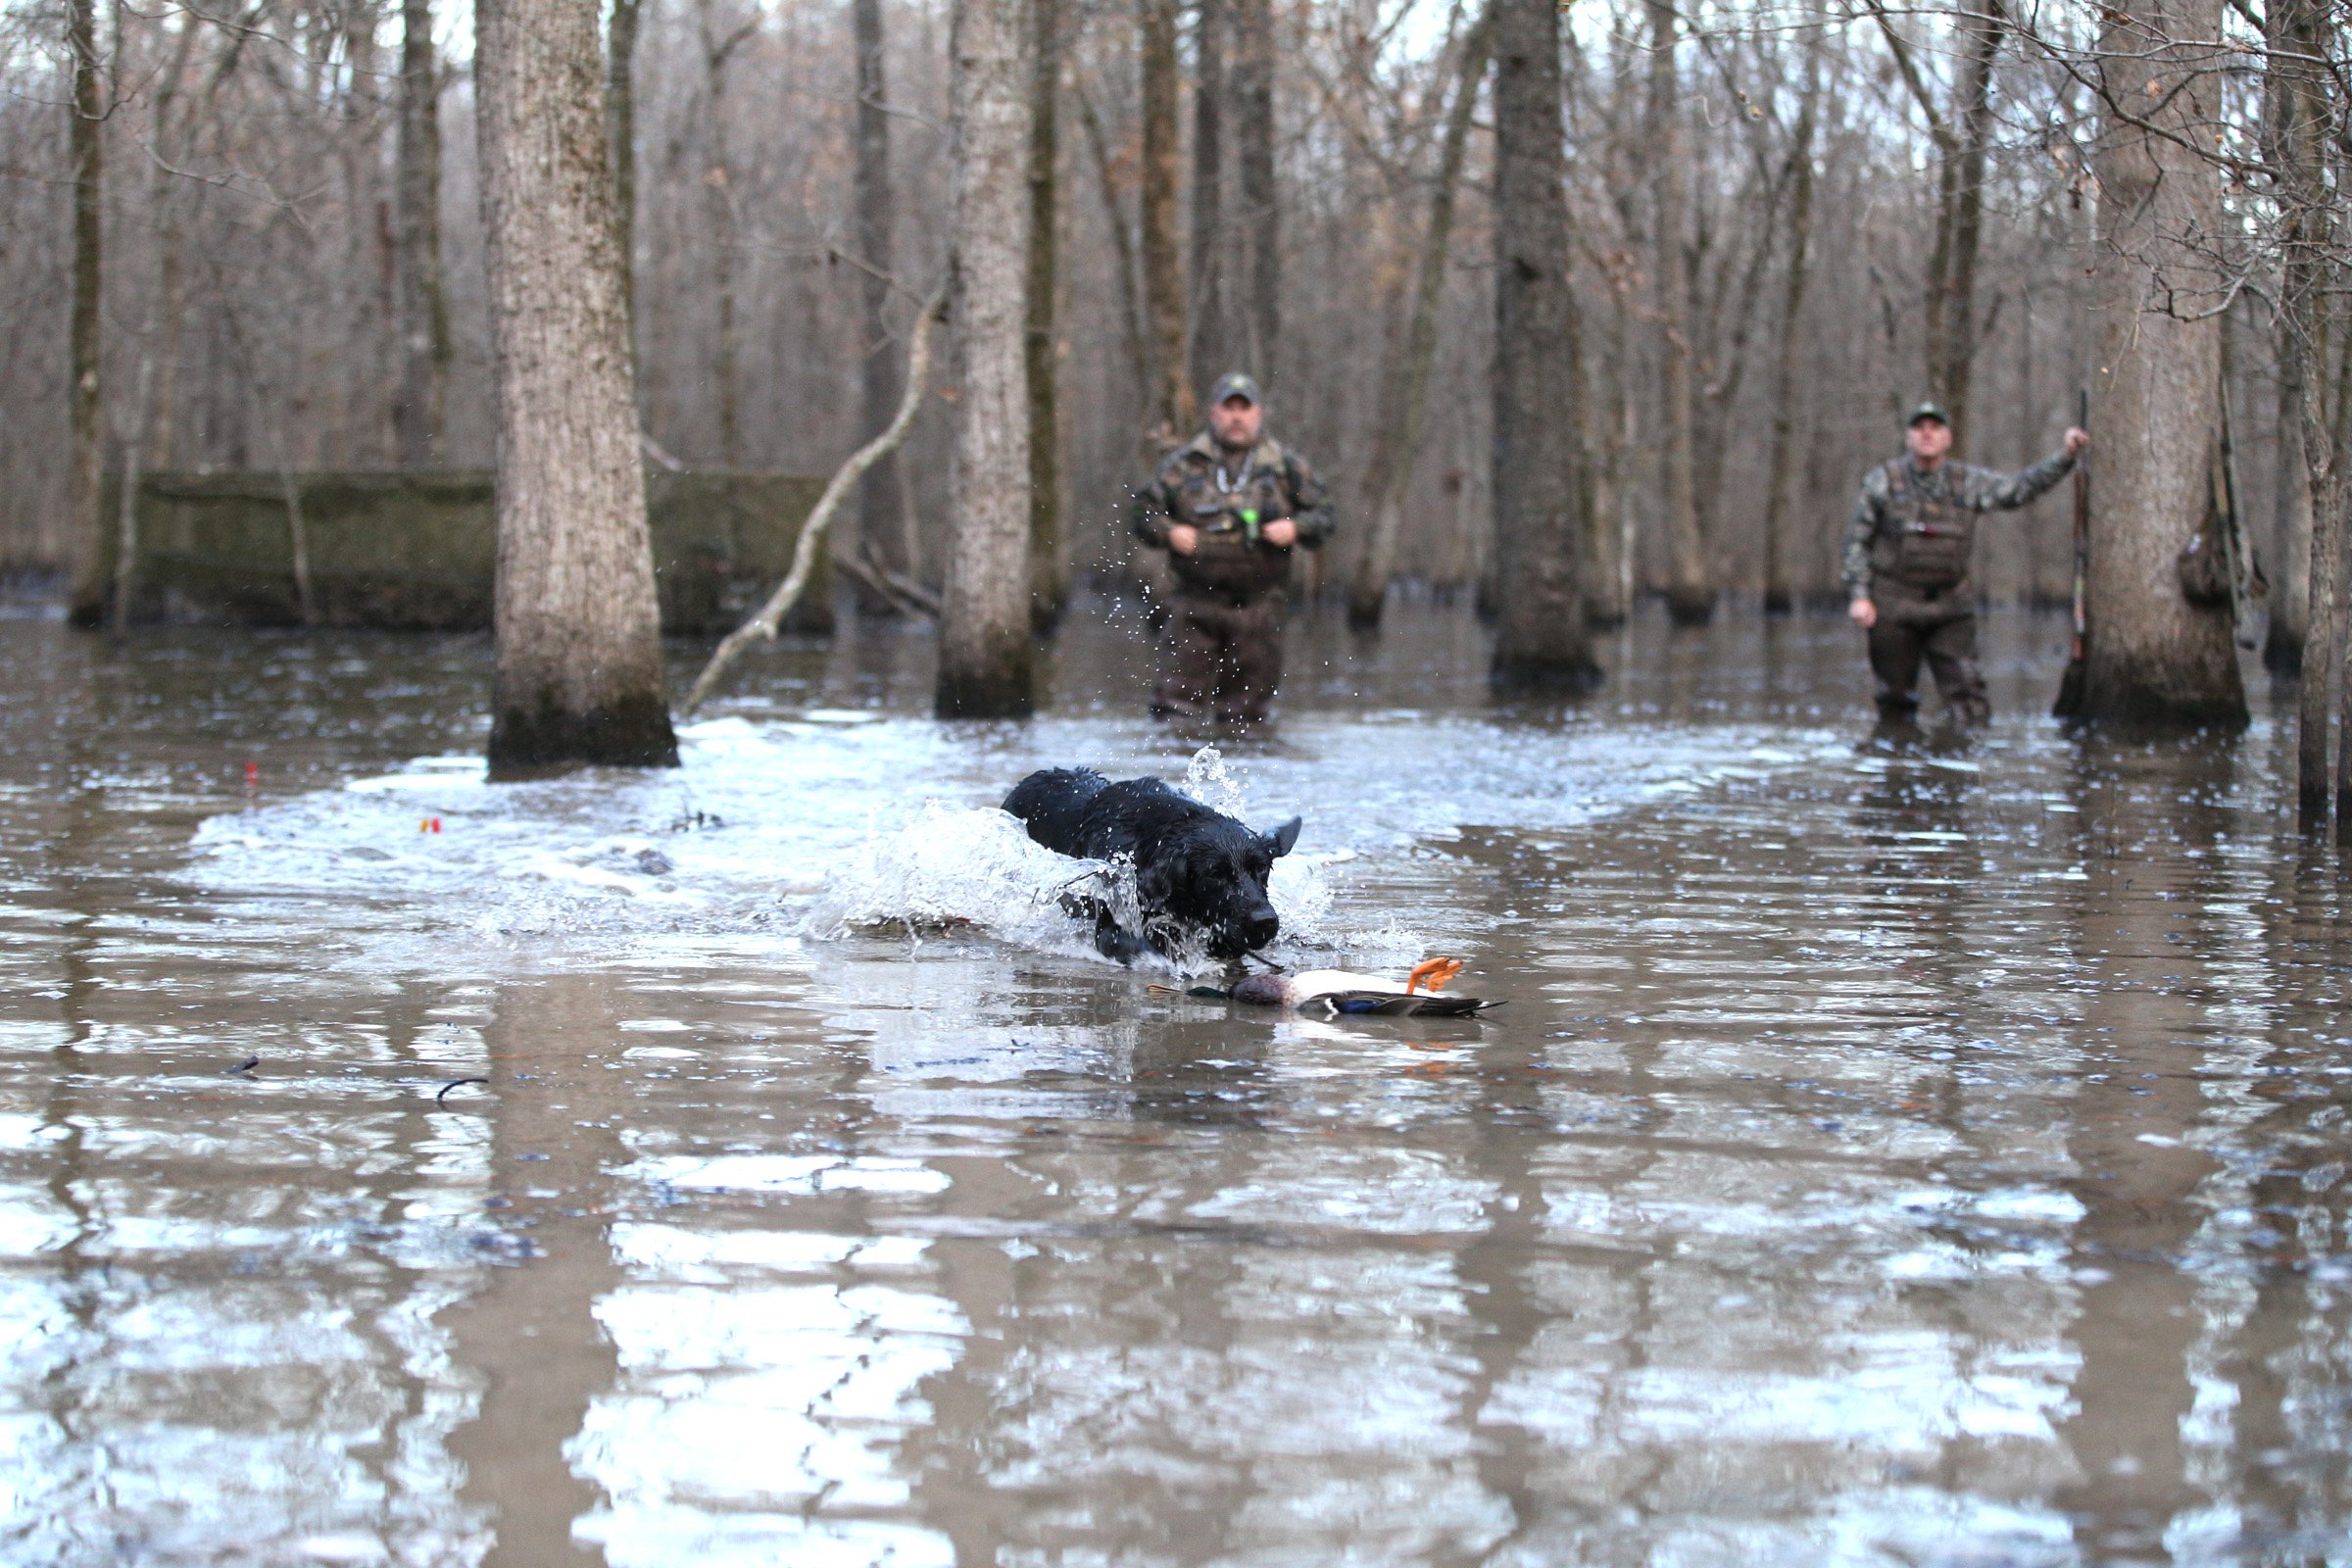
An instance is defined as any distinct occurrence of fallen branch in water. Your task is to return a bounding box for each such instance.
[682,290,944,717]
[835,541,941,618]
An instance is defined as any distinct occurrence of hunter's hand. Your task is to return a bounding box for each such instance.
[1260,518,1298,547]
[1166,524,1200,556]
[1849,597,1878,630]
[2065,426,2090,457]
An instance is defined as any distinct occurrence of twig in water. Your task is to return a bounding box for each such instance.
[225,1055,259,1075]
[436,1076,490,1102]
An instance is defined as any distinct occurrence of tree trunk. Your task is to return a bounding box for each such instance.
[2262,0,2320,677]
[1232,0,1278,387]
[1761,34,1821,616]
[1489,0,1597,692]
[1139,0,1192,438]
[937,0,1036,718]
[2077,0,2246,730]
[1647,0,1708,625]
[1026,0,1066,628]
[1936,0,2001,452]
[850,0,912,609]
[1188,0,1228,396]
[606,0,643,321]
[475,0,678,771]
[697,0,742,466]
[65,0,104,625]
[1348,6,1493,630]
[394,0,453,466]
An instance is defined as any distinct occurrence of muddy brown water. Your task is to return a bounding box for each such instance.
[2,600,2347,1566]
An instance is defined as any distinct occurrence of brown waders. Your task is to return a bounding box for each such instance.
[1867,589,1988,726]
[1152,590,1283,723]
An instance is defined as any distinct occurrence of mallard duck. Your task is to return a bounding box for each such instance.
[1171,956,1496,1017]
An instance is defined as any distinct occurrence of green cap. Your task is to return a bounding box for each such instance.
[1208,371,1263,408]
[1906,401,1951,427]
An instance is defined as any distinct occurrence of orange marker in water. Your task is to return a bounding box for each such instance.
[421,817,442,834]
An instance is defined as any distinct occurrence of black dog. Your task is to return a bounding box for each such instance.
[1004,767,1301,962]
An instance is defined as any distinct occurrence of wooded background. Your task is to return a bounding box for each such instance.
[0,0,2338,623]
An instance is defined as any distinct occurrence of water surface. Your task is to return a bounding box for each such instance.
[2,601,2346,1566]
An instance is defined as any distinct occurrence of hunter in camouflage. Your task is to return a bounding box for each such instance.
[1845,402,2088,726]
[1130,373,1335,723]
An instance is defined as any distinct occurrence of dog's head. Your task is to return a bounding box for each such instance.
[1137,813,1302,959]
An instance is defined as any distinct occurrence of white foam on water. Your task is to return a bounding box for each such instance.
[186,709,1842,970]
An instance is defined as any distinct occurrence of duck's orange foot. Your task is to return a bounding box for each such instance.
[1405,956,1467,995]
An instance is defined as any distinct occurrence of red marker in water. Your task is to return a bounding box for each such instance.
[244,761,259,786]
[421,817,442,834]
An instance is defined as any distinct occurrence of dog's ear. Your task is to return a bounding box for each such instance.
[1262,816,1302,858]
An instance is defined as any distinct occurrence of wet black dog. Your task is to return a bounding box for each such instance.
[1003,767,1301,963]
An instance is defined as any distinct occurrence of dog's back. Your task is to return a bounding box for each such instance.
[1004,767,1213,861]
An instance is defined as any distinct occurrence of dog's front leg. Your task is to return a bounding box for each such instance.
[1093,910,1149,964]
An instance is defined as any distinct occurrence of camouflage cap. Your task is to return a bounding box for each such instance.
[1208,371,1263,408]
[1906,401,1951,427]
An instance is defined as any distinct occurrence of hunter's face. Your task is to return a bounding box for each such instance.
[1210,397,1262,449]
[1907,418,1953,465]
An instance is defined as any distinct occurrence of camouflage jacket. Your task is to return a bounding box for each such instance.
[1842,450,2078,601]
[1129,431,1335,602]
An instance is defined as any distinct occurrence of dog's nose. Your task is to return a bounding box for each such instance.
[1244,910,1280,949]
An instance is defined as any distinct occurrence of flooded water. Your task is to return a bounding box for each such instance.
[4,597,2349,1565]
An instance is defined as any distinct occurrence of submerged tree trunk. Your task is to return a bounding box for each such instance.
[2077,0,2246,730]
[394,0,453,465]
[1489,0,1596,691]
[1026,0,1066,627]
[1188,0,1228,396]
[1139,0,1192,438]
[850,0,912,607]
[1647,0,1708,625]
[937,0,1035,718]
[1348,6,1493,630]
[606,0,643,320]
[66,0,104,625]
[1232,0,1278,387]
[1761,34,1821,615]
[475,0,677,771]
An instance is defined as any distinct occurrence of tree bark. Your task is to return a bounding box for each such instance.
[1761,33,1821,615]
[475,0,678,771]
[394,0,453,466]
[1935,0,2001,453]
[606,0,643,322]
[1026,0,1067,628]
[849,0,912,609]
[1232,0,1278,387]
[65,0,105,625]
[2077,0,2246,730]
[937,0,1036,718]
[2262,0,2320,677]
[1188,0,1228,396]
[1647,0,1708,625]
[696,0,744,466]
[1139,0,1193,438]
[1489,0,1597,692]
[1348,6,1493,630]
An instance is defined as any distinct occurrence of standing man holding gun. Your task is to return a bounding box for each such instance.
[1130,373,1335,723]
[1844,402,2090,728]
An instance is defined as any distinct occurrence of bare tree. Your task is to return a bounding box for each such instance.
[2069,0,2246,729]
[475,0,678,769]
[1232,0,1277,385]
[937,0,1036,717]
[64,0,104,625]
[849,0,915,608]
[1648,0,1708,625]
[1139,0,1192,439]
[1349,6,1493,630]
[1188,0,1229,394]
[1027,0,1068,628]
[1490,0,1597,691]
[695,0,753,466]
[394,0,452,465]
[1761,31,1821,615]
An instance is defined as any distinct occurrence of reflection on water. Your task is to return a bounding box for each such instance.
[3,602,2350,1564]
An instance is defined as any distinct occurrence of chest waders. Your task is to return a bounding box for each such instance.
[1154,443,1297,723]
[1865,461,1990,727]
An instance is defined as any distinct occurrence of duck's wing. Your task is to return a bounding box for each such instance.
[1303,991,1494,1017]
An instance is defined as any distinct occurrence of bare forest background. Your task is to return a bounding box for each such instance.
[0,0,2339,621]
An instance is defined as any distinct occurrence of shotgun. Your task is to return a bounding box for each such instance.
[2053,389,2090,717]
